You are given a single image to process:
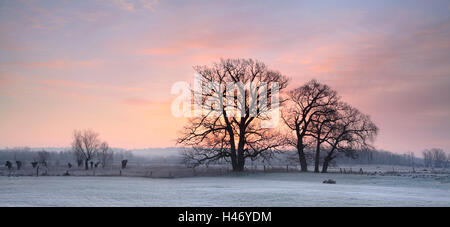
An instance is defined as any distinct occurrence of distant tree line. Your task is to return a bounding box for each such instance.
[422,148,450,168]
[333,150,419,167]
[232,149,425,169]
[0,144,134,170]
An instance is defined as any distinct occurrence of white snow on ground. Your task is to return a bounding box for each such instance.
[1,173,449,207]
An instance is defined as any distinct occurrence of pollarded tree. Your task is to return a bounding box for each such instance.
[178,58,289,171]
[321,103,378,173]
[281,80,339,172]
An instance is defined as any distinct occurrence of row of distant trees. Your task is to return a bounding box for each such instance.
[422,148,450,168]
[0,144,135,171]
[283,149,420,168]
[178,58,378,172]
[1,150,58,170]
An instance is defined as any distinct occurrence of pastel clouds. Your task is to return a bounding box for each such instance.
[0,72,15,88]
[40,79,144,93]
[0,0,449,153]
[111,0,159,12]
[2,59,105,70]
[138,47,182,56]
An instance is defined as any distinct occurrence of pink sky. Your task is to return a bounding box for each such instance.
[1,0,450,154]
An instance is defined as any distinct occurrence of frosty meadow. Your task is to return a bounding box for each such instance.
[2,171,450,207]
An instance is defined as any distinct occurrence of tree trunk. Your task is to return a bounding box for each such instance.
[230,148,238,171]
[231,156,245,172]
[227,124,239,171]
[234,162,245,172]
[322,147,338,173]
[322,159,329,173]
[297,140,308,172]
[322,152,335,173]
[85,160,89,170]
[233,147,246,172]
[234,130,246,172]
[314,138,321,173]
[237,153,245,172]
[229,147,246,172]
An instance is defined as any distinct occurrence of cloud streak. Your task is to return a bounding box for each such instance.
[110,0,158,12]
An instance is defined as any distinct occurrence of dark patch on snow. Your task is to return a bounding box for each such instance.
[323,179,336,184]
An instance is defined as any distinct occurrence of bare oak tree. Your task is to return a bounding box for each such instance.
[282,80,338,172]
[321,103,378,173]
[178,58,289,171]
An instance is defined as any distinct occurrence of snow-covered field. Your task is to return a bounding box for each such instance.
[1,173,449,207]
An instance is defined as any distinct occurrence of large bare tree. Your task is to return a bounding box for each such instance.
[72,129,101,170]
[282,80,339,172]
[321,103,378,173]
[178,58,289,171]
